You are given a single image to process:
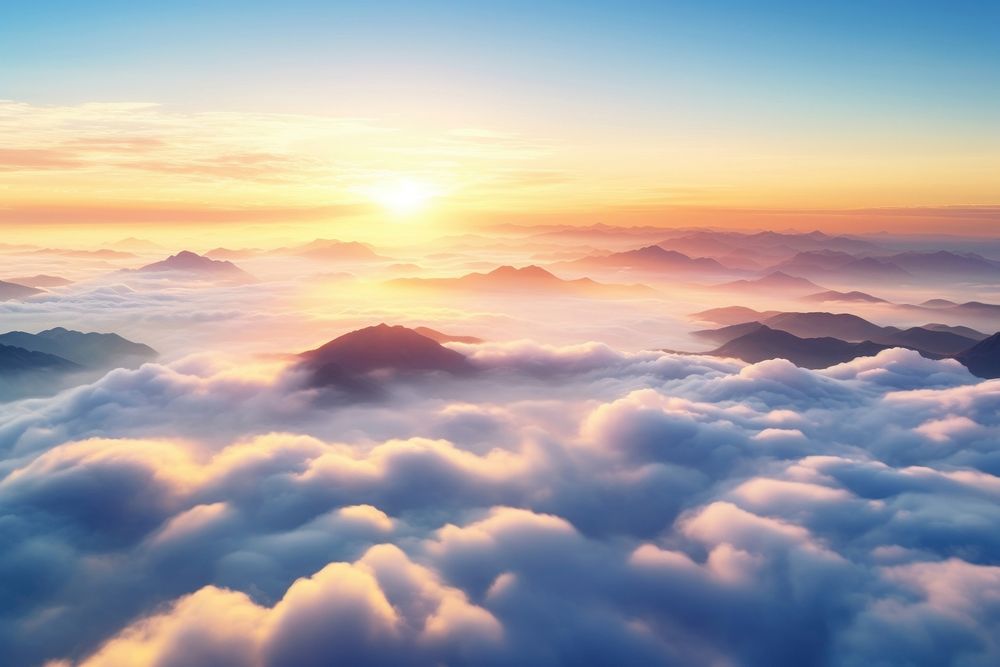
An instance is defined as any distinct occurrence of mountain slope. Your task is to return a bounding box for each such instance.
[299,324,475,389]
[136,251,252,280]
[697,312,980,356]
[0,328,157,368]
[708,326,892,369]
[802,290,889,304]
[556,245,736,276]
[0,279,43,300]
[714,271,825,295]
[412,327,484,344]
[0,344,80,373]
[388,265,652,297]
[955,333,1000,379]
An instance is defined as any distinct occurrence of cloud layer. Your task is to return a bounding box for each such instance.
[0,345,997,666]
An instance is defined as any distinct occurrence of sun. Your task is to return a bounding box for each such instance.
[366,179,438,217]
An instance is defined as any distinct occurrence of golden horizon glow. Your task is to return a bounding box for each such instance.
[363,179,440,218]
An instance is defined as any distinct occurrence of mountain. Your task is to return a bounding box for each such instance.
[0,328,157,369]
[885,251,1000,280]
[884,327,981,356]
[915,299,1000,317]
[921,299,959,308]
[922,323,989,341]
[768,251,910,281]
[557,245,735,276]
[298,324,475,389]
[690,306,781,326]
[657,230,884,261]
[696,312,980,356]
[0,343,80,373]
[761,312,889,341]
[0,280,43,300]
[412,327,484,344]
[802,290,889,304]
[714,271,825,295]
[388,265,653,297]
[8,275,73,288]
[136,251,253,280]
[707,326,892,369]
[692,321,765,345]
[287,239,386,262]
[955,333,1000,379]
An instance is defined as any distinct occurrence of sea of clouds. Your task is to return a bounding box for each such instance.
[1,341,998,666]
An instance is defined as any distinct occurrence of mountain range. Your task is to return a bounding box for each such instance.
[388,265,654,297]
[555,245,736,277]
[713,271,826,295]
[705,326,895,369]
[0,327,157,368]
[694,311,981,356]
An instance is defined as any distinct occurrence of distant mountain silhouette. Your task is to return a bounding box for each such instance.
[136,251,253,280]
[690,306,780,326]
[558,245,735,276]
[714,271,825,295]
[412,327,484,344]
[768,251,911,281]
[697,311,979,356]
[0,327,157,369]
[8,274,72,288]
[885,251,1000,280]
[289,239,386,262]
[955,333,1000,379]
[657,230,883,261]
[923,323,988,341]
[884,327,981,356]
[708,326,893,369]
[389,265,653,297]
[692,321,765,344]
[0,279,43,300]
[921,299,959,308]
[762,312,888,341]
[0,343,80,373]
[918,299,1000,316]
[298,324,475,390]
[802,290,888,304]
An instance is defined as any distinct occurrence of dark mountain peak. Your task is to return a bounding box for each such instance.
[299,324,475,388]
[955,332,1000,379]
[0,344,81,373]
[709,325,892,369]
[921,299,959,308]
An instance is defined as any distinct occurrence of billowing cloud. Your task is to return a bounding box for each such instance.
[1,345,998,666]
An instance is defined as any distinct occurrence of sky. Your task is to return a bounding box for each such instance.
[1,0,999,240]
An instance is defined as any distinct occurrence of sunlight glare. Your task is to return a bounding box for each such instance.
[367,179,438,217]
